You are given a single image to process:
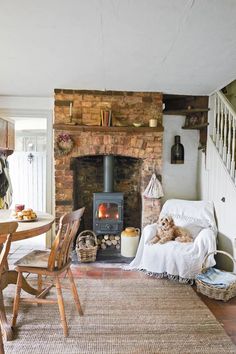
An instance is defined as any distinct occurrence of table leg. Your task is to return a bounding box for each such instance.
[6,270,38,296]
[0,270,39,341]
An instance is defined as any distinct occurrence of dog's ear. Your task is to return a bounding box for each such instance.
[168,216,174,227]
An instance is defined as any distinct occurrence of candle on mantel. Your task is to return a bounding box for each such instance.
[67,101,77,125]
[69,102,73,117]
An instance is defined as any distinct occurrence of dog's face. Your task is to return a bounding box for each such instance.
[158,216,174,231]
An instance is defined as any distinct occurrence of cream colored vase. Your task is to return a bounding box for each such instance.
[121,227,140,257]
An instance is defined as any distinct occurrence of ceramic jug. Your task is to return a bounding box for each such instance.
[121,227,140,257]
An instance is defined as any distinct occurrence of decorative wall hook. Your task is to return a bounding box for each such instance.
[27,153,34,164]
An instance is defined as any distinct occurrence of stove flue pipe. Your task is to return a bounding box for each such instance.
[103,155,114,193]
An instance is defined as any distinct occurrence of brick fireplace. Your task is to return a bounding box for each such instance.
[54,89,164,233]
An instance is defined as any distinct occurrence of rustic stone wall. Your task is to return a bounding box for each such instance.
[54,89,163,229]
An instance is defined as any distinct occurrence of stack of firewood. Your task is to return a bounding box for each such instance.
[97,234,121,250]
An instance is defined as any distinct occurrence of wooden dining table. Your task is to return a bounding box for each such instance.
[0,210,54,341]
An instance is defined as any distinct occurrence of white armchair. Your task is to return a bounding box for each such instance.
[127,199,217,283]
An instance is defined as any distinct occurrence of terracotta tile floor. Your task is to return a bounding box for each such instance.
[8,245,236,346]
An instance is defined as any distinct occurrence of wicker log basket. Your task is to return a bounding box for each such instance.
[76,230,98,263]
[196,250,236,302]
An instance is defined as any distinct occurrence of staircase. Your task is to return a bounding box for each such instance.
[212,91,236,182]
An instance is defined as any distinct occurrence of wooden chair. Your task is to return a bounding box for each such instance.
[12,207,85,337]
[0,221,18,354]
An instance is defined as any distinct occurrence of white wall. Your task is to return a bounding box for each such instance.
[162,115,199,201]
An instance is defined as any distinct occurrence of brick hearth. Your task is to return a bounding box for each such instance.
[54,89,164,229]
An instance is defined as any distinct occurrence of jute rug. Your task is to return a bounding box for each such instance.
[4,278,236,354]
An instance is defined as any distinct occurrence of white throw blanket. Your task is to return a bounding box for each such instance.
[126,224,216,280]
[125,199,217,282]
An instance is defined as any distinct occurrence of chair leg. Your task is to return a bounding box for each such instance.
[55,276,68,337]
[37,274,42,293]
[37,274,43,306]
[67,267,83,316]
[12,272,23,327]
[0,289,13,341]
[0,329,4,354]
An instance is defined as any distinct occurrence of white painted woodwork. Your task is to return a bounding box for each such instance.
[8,152,46,212]
[231,119,236,179]
[223,105,227,162]
[226,113,232,171]
[213,91,236,184]
[213,94,217,143]
[1,1,236,96]
[199,137,236,270]
[0,103,54,247]
[199,90,236,269]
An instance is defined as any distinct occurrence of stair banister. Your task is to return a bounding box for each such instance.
[212,91,236,184]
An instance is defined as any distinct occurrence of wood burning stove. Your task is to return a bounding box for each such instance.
[93,192,123,234]
[93,155,124,235]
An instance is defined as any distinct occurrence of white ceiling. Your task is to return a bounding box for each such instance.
[1,0,236,97]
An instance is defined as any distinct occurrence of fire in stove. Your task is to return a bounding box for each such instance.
[98,203,119,220]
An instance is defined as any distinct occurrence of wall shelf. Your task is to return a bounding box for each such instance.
[182,123,209,130]
[164,108,209,116]
[0,148,14,156]
[53,124,164,133]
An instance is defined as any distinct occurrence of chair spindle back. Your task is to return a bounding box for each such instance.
[47,208,85,271]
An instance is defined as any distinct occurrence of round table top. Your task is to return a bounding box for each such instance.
[0,210,54,243]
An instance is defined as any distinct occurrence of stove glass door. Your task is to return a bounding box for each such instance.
[97,202,119,220]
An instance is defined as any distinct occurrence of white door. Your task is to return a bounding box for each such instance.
[8,117,48,248]
[8,151,46,212]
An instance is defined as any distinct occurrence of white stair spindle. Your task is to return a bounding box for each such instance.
[222,105,227,162]
[219,102,224,157]
[226,113,232,171]
[216,93,220,148]
[219,100,224,155]
[213,93,217,142]
[231,118,236,179]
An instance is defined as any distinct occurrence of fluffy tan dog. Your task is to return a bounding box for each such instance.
[149,215,193,244]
